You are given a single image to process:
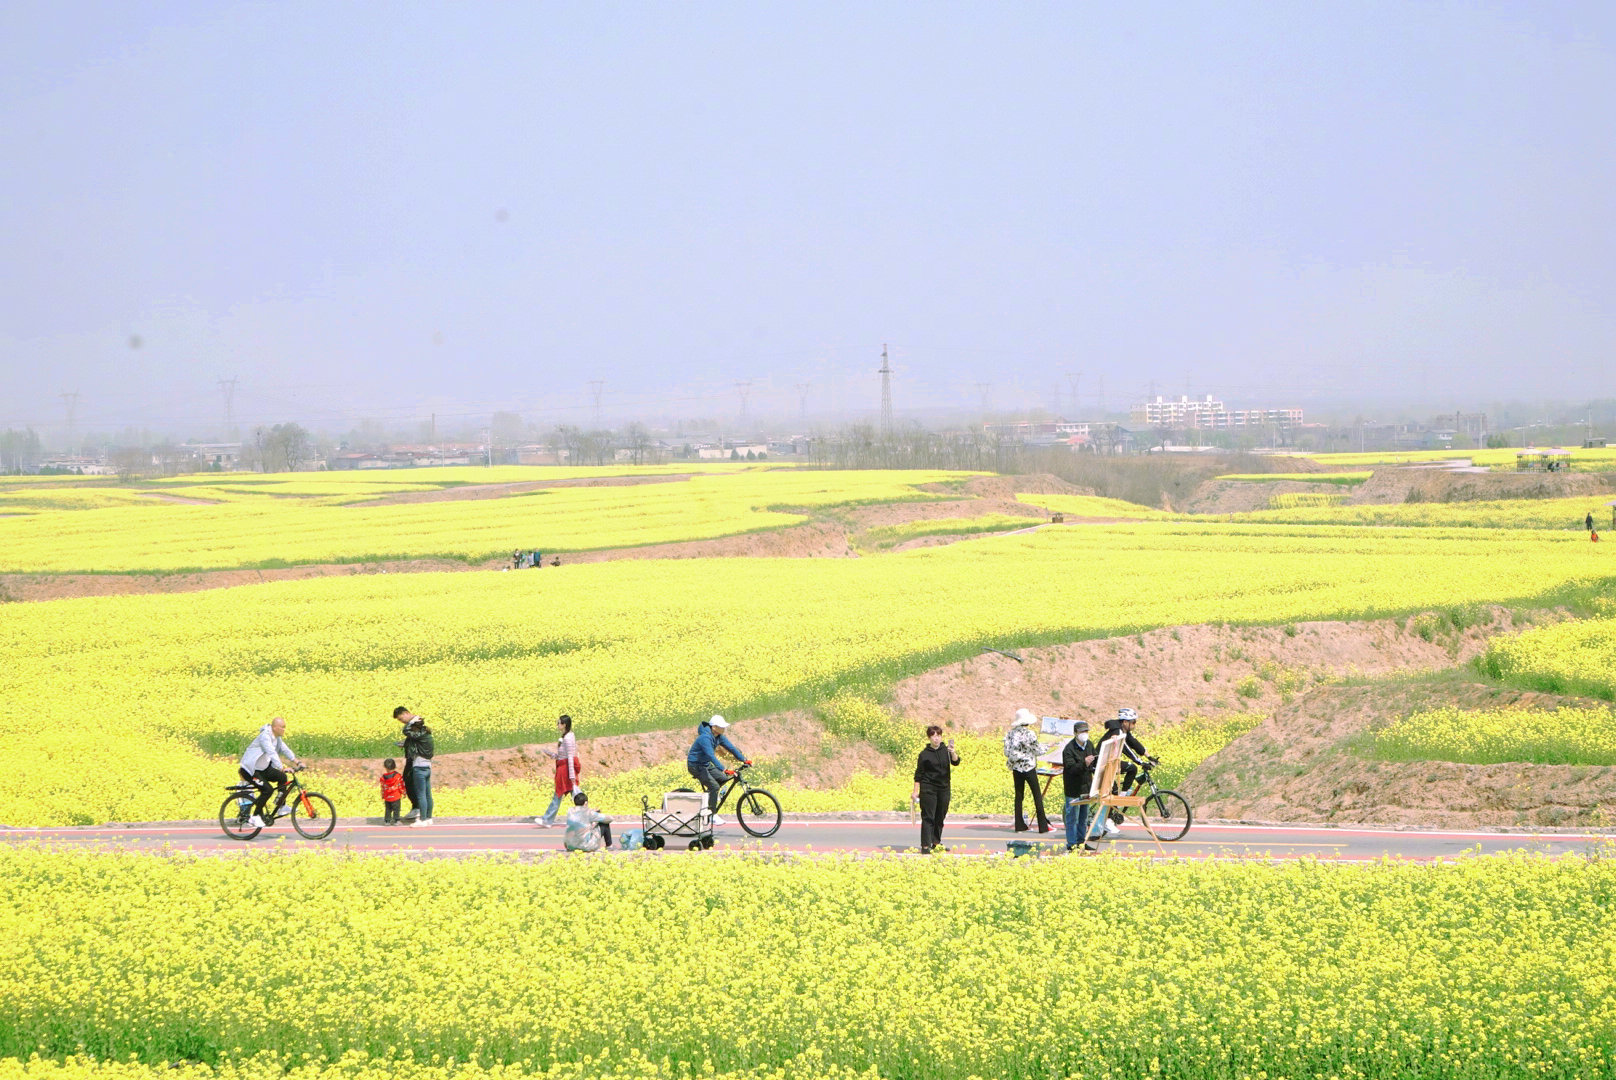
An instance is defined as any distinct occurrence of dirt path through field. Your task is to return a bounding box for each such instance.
[1,473,1086,601]
[356,473,695,506]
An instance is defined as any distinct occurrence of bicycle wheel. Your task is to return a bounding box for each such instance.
[291,791,337,840]
[219,793,262,841]
[1142,790,1192,841]
[735,788,781,838]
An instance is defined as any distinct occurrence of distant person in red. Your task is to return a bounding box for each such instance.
[379,758,406,825]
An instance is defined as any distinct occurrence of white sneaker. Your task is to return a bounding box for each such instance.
[247,815,265,828]
[1102,820,1121,837]
[411,818,432,827]
[710,814,726,827]
[534,819,552,828]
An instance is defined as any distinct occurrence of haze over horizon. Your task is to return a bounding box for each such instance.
[4,2,1615,437]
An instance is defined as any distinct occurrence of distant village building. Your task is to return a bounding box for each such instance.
[1130,395,1303,430]
[982,420,1132,453]
[180,443,242,470]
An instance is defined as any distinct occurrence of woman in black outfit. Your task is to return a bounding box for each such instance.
[912,724,961,854]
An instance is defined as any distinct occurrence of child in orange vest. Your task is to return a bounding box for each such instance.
[380,758,406,824]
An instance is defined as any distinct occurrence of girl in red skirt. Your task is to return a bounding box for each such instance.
[536,714,580,827]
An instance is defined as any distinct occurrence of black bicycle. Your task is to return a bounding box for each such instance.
[220,768,337,841]
[711,763,783,838]
[1125,759,1192,842]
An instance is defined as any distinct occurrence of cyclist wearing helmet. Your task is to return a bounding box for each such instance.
[238,717,302,828]
[686,715,750,825]
[1097,707,1154,834]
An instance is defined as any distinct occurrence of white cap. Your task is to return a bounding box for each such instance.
[1012,708,1038,728]
[709,715,728,729]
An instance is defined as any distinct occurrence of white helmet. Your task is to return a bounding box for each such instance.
[709,715,729,729]
[1117,707,1138,722]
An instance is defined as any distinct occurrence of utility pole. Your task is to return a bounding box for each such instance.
[217,378,237,439]
[59,391,80,453]
[878,344,893,437]
[587,381,605,427]
[794,382,811,422]
[735,381,753,428]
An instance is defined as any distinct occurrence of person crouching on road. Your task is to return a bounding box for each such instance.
[912,724,960,854]
[1061,720,1098,852]
[564,791,613,852]
[379,758,405,825]
[686,714,750,826]
[1005,708,1052,833]
[536,714,580,828]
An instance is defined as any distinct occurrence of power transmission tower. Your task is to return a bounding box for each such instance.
[878,344,893,437]
[587,380,605,426]
[59,391,81,452]
[1097,375,1105,415]
[794,382,811,422]
[735,381,753,427]
[975,382,992,417]
[217,378,237,438]
[1065,372,1081,417]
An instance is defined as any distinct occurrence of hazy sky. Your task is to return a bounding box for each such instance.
[3,2,1614,435]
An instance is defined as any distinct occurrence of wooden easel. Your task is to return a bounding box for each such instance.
[1078,738,1167,855]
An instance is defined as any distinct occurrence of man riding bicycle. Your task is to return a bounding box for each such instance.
[1097,707,1157,833]
[238,717,302,828]
[686,714,750,826]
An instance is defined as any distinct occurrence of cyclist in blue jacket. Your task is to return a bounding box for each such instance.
[686,715,750,825]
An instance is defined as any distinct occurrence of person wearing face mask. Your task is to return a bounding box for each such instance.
[1060,719,1099,852]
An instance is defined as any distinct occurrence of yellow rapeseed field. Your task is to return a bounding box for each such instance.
[1478,616,1616,700]
[1228,493,1610,529]
[0,849,1613,1080]
[0,469,972,572]
[1369,705,1616,766]
[4,520,1612,825]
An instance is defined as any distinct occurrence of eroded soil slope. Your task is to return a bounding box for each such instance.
[1183,678,1616,828]
[890,614,1529,734]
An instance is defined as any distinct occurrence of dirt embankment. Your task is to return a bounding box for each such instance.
[1350,467,1614,505]
[889,614,1529,735]
[1183,679,1616,828]
[1183,479,1354,515]
[309,710,893,792]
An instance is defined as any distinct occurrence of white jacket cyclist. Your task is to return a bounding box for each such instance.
[240,723,298,774]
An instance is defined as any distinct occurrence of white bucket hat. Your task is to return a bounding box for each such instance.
[1012,708,1039,728]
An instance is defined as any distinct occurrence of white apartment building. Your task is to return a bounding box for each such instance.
[1130,396,1302,429]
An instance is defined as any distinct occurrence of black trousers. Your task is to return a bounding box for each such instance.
[249,764,287,817]
[384,799,401,824]
[403,761,420,813]
[918,784,951,851]
[1012,769,1050,830]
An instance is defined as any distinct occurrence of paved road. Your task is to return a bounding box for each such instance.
[3,817,1607,861]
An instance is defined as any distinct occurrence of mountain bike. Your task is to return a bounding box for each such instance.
[711,763,783,838]
[220,768,338,841]
[1122,760,1192,841]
